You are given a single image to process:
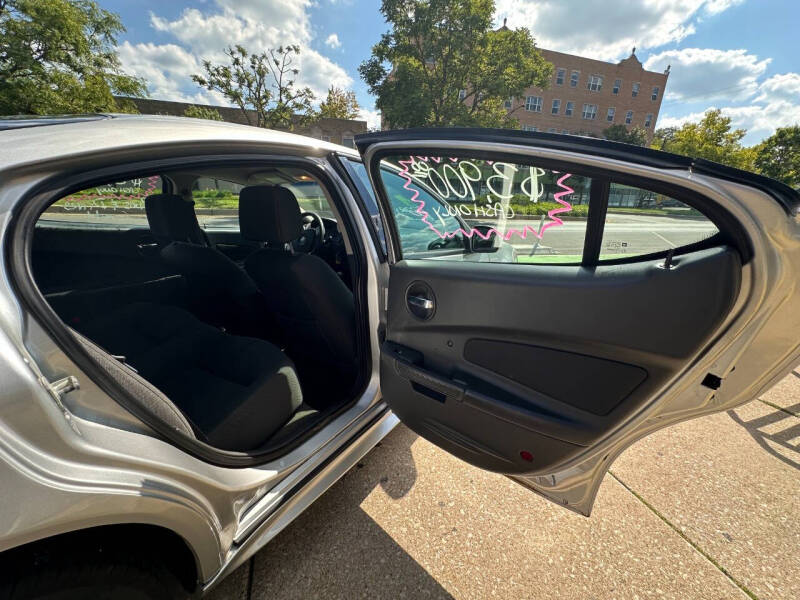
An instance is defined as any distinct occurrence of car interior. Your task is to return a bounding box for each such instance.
[31,164,363,453]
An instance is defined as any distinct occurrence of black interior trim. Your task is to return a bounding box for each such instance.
[5,153,373,468]
[582,179,610,266]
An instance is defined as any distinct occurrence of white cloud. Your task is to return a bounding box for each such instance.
[494,0,741,61]
[325,33,341,49]
[657,72,800,144]
[121,0,351,106]
[644,48,770,103]
[755,73,800,104]
[358,107,381,130]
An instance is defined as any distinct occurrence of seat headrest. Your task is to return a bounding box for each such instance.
[145,194,207,245]
[239,185,302,244]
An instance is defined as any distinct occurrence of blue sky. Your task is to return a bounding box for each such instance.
[105,0,800,144]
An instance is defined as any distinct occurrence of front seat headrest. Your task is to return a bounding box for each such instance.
[145,194,207,245]
[239,185,302,244]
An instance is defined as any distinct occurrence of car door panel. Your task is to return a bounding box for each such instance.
[353,129,800,514]
[383,246,740,472]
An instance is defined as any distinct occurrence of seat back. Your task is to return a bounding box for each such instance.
[144,193,272,338]
[239,185,357,371]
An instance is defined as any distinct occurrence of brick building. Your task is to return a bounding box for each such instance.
[505,47,670,138]
[117,97,368,147]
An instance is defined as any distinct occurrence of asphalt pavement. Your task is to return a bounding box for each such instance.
[208,371,800,600]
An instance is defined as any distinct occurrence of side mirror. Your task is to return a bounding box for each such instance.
[469,224,500,253]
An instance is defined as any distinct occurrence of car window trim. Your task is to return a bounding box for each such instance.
[362,146,752,267]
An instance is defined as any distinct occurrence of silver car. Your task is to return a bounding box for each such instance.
[0,115,798,598]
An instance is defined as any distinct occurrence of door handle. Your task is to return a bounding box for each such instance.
[408,296,434,311]
[405,281,436,320]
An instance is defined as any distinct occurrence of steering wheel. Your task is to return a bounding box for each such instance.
[292,211,326,254]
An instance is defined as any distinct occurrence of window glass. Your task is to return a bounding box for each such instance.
[606,107,615,122]
[651,86,659,101]
[376,154,593,264]
[644,113,653,128]
[565,101,574,116]
[570,70,579,87]
[342,136,355,148]
[582,103,598,120]
[625,110,633,124]
[39,176,163,228]
[601,183,719,260]
[551,99,560,114]
[504,97,513,109]
[613,79,621,94]
[341,157,387,252]
[587,75,603,91]
[522,125,538,132]
[193,169,333,230]
[555,68,565,85]
[632,82,640,97]
[525,96,543,112]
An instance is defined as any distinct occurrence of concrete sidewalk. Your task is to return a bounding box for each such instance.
[209,373,800,600]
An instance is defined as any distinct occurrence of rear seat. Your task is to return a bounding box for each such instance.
[76,302,302,451]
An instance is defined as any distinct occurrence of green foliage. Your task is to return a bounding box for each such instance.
[359,0,552,128]
[603,124,648,146]
[318,86,361,120]
[650,109,755,170]
[183,105,223,121]
[0,0,146,115]
[754,125,800,188]
[192,45,315,130]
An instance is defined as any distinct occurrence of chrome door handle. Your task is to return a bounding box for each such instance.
[408,296,434,311]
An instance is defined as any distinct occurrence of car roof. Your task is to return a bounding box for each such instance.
[0,114,361,171]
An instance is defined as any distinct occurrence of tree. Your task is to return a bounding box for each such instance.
[0,0,146,115]
[318,86,361,120]
[650,126,678,152]
[603,124,648,146]
[651,109,754,170]
[193,45,315,130]
[754,125,800,188]
[183,105,224,121]
[359,0,552,129]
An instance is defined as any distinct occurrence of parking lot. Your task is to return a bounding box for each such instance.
[209,371,800,600]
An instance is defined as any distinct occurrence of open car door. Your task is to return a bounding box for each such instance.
[354,129,800,516]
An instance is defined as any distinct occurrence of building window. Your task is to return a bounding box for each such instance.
[606,107,615,122]
[458,89,467,101]
[561,129,569,134]
[582,103,598,120]
[556,68,566,85]
[525,96,543,112]
[522,124,538,132]
[342,135,355,148]
[651,86,659,101]
[321,135,331,143]
[551,99,561,114]
[644,113,653,128]
[565,101,575,117]
[570,70,579,87]
[632,82,640,97]
[547,127,557,133]
[625,110,633,124]
[613,79,621,95]
[587,75,603,92]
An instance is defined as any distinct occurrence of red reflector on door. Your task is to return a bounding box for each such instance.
[520,450,534,462]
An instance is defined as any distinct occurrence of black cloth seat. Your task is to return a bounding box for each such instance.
[77,302,303,451]
[238,185,357,396]
[144,194,273,338]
